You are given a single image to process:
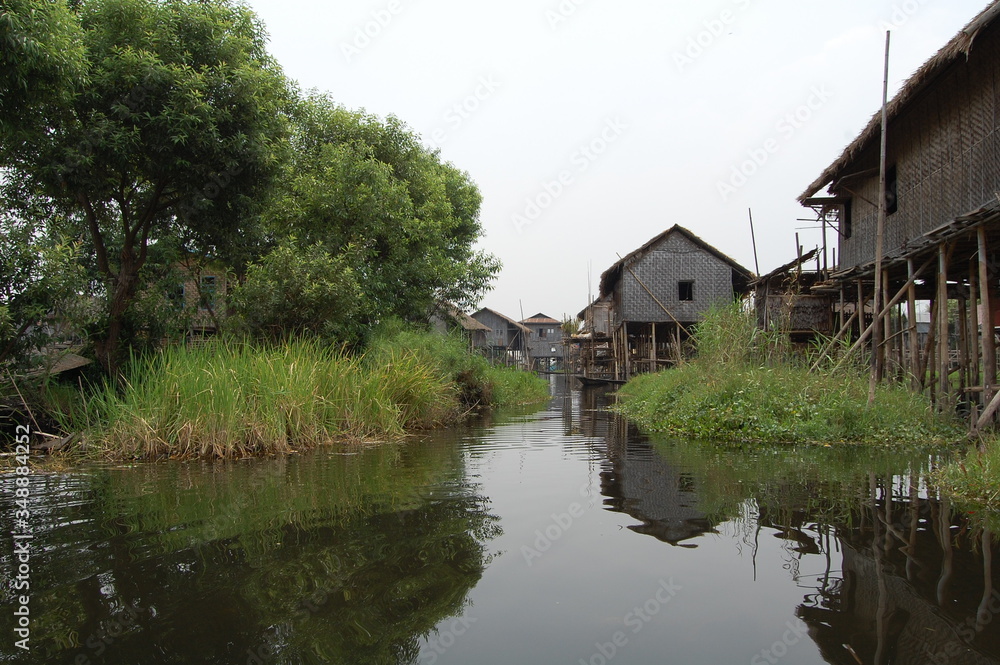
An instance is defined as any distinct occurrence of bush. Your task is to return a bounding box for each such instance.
[615,304,963,445]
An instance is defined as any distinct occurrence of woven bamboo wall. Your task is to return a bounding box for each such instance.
[616,232,736,325]
[835,21,1000,268]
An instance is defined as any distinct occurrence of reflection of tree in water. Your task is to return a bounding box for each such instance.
[0,440,499,665]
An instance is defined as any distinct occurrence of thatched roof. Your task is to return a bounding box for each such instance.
[799,0,1000,202]
[599,224,753,297]
[446,306,491,332]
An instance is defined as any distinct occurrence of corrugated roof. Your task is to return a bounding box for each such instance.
[799,0,1000,202]
[472,308,532,335]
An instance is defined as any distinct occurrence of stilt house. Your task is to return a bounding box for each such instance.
[598,225,753,380]
[471,308,531,367]
[520,313,564,371]
[799,1,1000,414]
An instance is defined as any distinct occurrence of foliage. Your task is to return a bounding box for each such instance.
[0,0,85,136]
[936,439,1000,511]
[366,326,551,408]
[57,329,549,459]
[2,0,291,374]
[267,94,501,324]
[0,210,95,368]
[227,239,363,344]
[615,304,963,445]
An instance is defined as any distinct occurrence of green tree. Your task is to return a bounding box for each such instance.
[272,95,500,328]
[0,0,85,136]
[1,0,290,375]
[228,239,363,343]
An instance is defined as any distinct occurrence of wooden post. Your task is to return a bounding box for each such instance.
[970,260,981,404]
[870,30,892,405]
[959,295,969,399]
[907,258,920,391]
[883,268,892,379]
[979,226,996,421]
[649,323,657,374]
[938,244,950,410]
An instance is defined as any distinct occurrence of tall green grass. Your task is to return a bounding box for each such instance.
[60,331,549,460]
[615,303,963,445]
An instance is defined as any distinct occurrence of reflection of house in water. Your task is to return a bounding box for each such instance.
[788,491,1000,665]
[598,413,714,547]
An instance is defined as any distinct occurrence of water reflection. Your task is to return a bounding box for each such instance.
[0,439,500,664]
[3,379,1000,665]
[569,383,1000,665]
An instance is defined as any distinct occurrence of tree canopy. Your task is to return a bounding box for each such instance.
[0,0,499,373]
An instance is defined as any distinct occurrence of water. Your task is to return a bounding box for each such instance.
[2,376,999,664]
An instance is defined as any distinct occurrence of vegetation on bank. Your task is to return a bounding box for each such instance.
[615,305,964,445]
[42,331,548,460]
[936,442,1000,510]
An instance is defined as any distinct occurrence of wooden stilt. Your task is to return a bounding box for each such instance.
[959,295,969,400]
[979,227,996,423]
[907,258,919,390]
[938,244,950,410]
[970,261,982,405]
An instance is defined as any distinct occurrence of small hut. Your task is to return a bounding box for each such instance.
[471,308,531,367]
[599,225,753,380]
[519,313,564,371]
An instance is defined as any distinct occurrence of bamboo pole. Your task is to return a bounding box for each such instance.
[970,260,981,402]
[833,257,934,373]
[907,258,920,390]
[938,243,951,410]
[869,30,892,405]
[809,309,860,373]
[979,226,996,422]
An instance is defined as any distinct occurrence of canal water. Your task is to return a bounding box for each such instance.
[2,377,1000,664]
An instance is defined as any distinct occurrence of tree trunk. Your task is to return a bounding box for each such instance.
[95,248,143,378]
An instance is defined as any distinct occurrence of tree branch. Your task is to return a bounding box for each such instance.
[78,193,113,278]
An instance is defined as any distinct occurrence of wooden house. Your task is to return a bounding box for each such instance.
[167,260,229,344]
[519,313,564,371]
[471,307,531,367]
[599,225,753,380]
[799,1,1000,414]
[429,305,492,350]
[753,248,835,343]
[572,296,615,381]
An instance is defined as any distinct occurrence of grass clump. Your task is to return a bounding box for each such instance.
[366,328,550,408]
[58,330,548,460]
[936,441,1000,510]
[615,303,963,445]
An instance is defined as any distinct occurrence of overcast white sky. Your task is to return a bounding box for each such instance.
[244,0,990,321]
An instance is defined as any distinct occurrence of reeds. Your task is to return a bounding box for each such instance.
[64,331,549,460]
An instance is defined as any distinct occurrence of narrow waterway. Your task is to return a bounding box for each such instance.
[2,377,999,664]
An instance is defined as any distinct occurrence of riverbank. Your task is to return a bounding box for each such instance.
[614,305,964,446]
[34,331,549,460]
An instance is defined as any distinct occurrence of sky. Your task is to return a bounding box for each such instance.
[244,0,992,322]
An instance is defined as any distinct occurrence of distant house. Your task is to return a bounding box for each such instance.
[573,296,614,380]
[520,313,564,371]
[471,308,531,367]
[797,1,1000,408]
[429,305,491,350]
[599,224,753,380]
[167,259,229,343]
